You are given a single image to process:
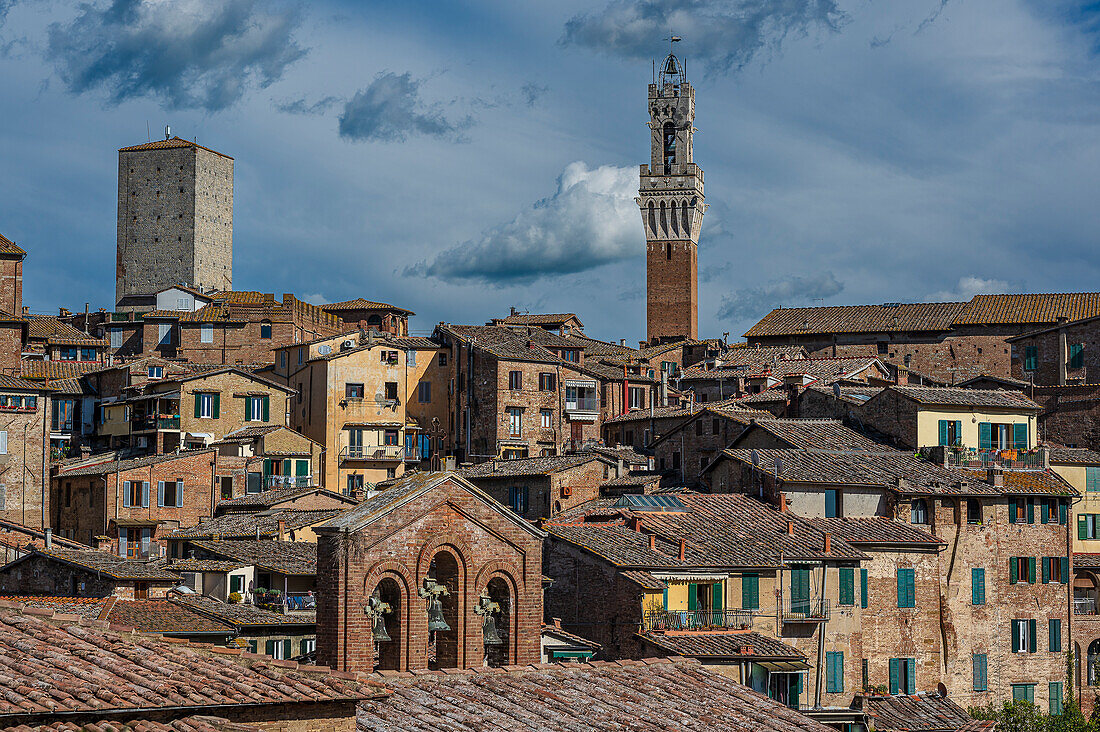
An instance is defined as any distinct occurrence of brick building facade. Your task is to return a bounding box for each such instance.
[315,472,545,673]
[461,453,618,520]
[0,376,51,529]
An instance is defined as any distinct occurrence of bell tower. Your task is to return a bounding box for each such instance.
[638,47,704,344]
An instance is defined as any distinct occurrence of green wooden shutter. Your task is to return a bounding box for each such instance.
[955,421,962,444]
[1013,423,1028,449]
[791,568,810,613]
[1071,343,1084,369]
[1060,501,1068,525]
[1042,556,1050,584]
[1027,499,1035,524]
[860,568,868,609]
[979,422,992,449]
[283,639,292,658]
[972,568,985,605]
[839,568,854,606]
[897,568,915,608]
[1051,682,1063,715]
[283,459,291,475]
[1041,501,1050,524]
[687,584,698,612]
[1012,620,1021,652]
[296,459,308,477]
[712,582,723,611]
[1010,557,1018,584]
[662,588,668,610]
[1009,498,1018,524]
[1089,468,1100,492]
[263,458,272,477]
[244,397,252,422]
[1028,556,1036,584]
[1050,619,1062,652]
[265,639,275,655]
[212,393,220,419]
[938,420,949,446]
[906,659,916,694]
[826,652,843,693]
[262,396,270,422]
[742,574,759,610]
[1062,557,1070,584]
[889,659,900,695]
[1080,514,1089,540]
[1029,619,1038,653]
[973,654,987,691]
[194,394,202,418]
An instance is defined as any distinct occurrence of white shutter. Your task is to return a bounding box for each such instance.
[176,480,184,508]
[110,328,123,349]
[0,431,8,455]
[158,324,172,345]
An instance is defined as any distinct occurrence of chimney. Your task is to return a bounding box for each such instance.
[629,516,642,532]
[552,617,562,629]
[787,520,795,536]
[510,306,518,316]
[824,532,832,553]
[895,366,909,385]
[987,468,1004,487]
[94,535,112,551]
[648,534,656,551]
[778,492,787,512]
[44,528,52,550]
[678,539,686,561]
[620,339,626,346]
[276,519,286,542]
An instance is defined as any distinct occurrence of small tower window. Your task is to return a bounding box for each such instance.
[666,242,672,261]
[663,122,676,173]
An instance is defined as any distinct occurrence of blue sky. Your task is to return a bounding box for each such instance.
[1,0,1099,343]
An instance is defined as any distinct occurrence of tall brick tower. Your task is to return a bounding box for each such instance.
[638,48,704,344]
[116,134,233,306]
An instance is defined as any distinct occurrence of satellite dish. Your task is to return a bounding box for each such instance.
[832,383,842,399]
[774,457,784,476]
[937,682,948,698]
[750,449,760,467]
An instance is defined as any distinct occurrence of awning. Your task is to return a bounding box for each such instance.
[755,660,811,672]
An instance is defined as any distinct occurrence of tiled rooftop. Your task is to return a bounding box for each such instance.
[461,453,605,479]
[739,418,888,452]
[862,691,991,731]
[57,449,216,477]
[215,487,351,512]
[0,375,48,392]
[886,385,1041,410]
[0,596,109,619]
[745,302,966,337]
[641,630,805,660]
[439,324,562,364]
[172,595,315,628]
[168,509,344,540]
[21,549,181,581]
[323,298,413,315]
[961,468,1075,496]
[355,657,833,732]
[0,233,25,256]
[190,540,316,575]
[0,714,262,731]
[118,136,234,159]
[957,292,1100,326]
[809,517,942,546]
[1048,447,1100,465]
[494,312,580,326]
[102,598,234,635]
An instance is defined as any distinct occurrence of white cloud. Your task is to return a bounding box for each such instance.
[928,276,1013,302]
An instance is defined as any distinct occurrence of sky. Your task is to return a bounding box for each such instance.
[1,0,1100,343]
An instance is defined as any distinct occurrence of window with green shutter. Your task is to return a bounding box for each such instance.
[1012,684,1035,704]
[838,567,854,606]
[1071,343,1085,369]
[860,568,869,609]
[1025,345,1038,371]
[972,654,988,692]
[1049,619,1062,652]
[1013,423,1028,450]
[897,568,915,608]
[971,568,985,605]
[1088,468,1100,492]
[888,658,916,695]
[979,422,992,450]
[937,420,962,446]
[826,651,844,693]
[742,573,759,610]
[296,459,309,477]
[1050,682,1063,715]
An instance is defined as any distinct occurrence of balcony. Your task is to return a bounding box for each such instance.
[642,609,756,632]
[942,446,1046,471]
[265,475,311,489]
[131,416,180,432]
[565,398,599,412]
[340,445,403,462]
[252,589,315,613]
[1075,597,1099,616]
[781,598,830,623]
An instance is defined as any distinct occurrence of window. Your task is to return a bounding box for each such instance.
[662,122,676,172]
[52,399,75,431]
[509,371,522,390]
[384,382,398,401]
[1071,343,1085,369]
[406,350,416,367]
[260,321,272,340]
[910,498,928,524]
[889,658,916,695]
[230,574,244,594]
[1039,497,1059,524]
[972,654,988,692]
[300,638,316,656]
[297,348,303,365]
[1012,619,1038,653]
[741,573,759,610]
[1080,514,1100,539]
[1010,556,1036,584]
[508,486,529,514]
[148,366,163,379]
[629,386,646,409]
[972,568,985,605]
[245,395,269,422]
[418,382,431,403]
[1024,345,1038,371]
[541,409,552,429]
[345,383,364,399]
[58,346,77,361]
[380,350,398,365]
[158,480,182,508]
[539,373,555,391]
[1009,497,1032,524]
[877,341,889,355]
[158,324,173,346]
[199,324,213,343]
[937,419,961,446]
[838,567,855,606]
[897,568,915,608]
[1042,556,1069,584]
[978,422,1027,450]
[1012,684,1036,704]
[110,328,123,349]
[246,472,262,494]
[265,639,292,660]
[825,489,839,518]
[346,474,364,495]
[825,651,844,694]
[438,352,448,367]
[1088,467,1100,493]
[80,347,97,361]
[1050,682,1063,715]
[121,480,149,508]
[562,350,578,363]
[967,499,982,524]
[695,420,703,436]
[712,418,720,435]
[860,568,869,609]
[381,429,398,447]
[507,407,522,437]
[194,392,218,419]
[1049,618,1062,652]
[280,351,287,369]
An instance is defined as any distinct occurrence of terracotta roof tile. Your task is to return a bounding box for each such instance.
[323,298,413,315]
[169,509,344,540]
[0,233,25,256]
[20,549,181,580]
[0,375,50,391]
[886,385,1041,410]
[0,596,109,619]
[745,302,966,338]
[735,419,887,452]
[58,450,216,477]
[1047,447,1100,465]
[356,657,833,732]
[171,595,315,628]
[102,598,234,634]
[809,517,942,546]
[189,540,316,575]
[961,468,1075,496]
[494,312,581,326]
[118,136,233,160]
[957,292,1100,325]
[20,361,100,381]
[863,692,981,731]
[461,453,606,479]
[640,631,805,660]
[1,714,263,731]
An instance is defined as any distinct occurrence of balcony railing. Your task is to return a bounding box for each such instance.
[266,475,311,489]
[131,416,180,431]
[1075,598,1099,616]
[252,589,316,613]
[642,609,756,632]
[943,446,1046,470]
[781,598,830,623]
[341,445,403,461]
[565,398,599,412]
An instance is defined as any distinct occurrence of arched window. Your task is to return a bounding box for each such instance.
[483,577,512,668]
[259,320,272,339]
[372,577,403,671]
[666,242,672,261]
[910,498,929,524]
[670,200,680,236]
[367,314,382,327]
[663,122,676,173]
[426,553,460,670]
[647,201,656,237]
[659,200,667,238]
[681,200,690,233]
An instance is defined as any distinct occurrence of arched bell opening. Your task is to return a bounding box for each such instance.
[481,577,512,668]
[371,577,403,671]
[426,553,460,670]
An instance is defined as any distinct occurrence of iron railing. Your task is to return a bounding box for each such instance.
[266,475,311,489]
[341,445,403,461]
[781,598,830,622]
[1075,598,1099,616]
[565,398,599,412]
[642,609,756,632]
[944,446,1045,470]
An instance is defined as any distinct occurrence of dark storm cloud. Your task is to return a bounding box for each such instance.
[716,272,844,322]
[561,0,847,75]
[407,162,639,285]
[45,0,306,111]
[338,72,473,143]
[275,95,340,116]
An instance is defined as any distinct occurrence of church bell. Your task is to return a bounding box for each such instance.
[481,613,503,645]
[427,596,451,632]
[372,613,392,643]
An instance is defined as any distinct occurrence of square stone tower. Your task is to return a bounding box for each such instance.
[637,50,705,345]
[116,136,233,305]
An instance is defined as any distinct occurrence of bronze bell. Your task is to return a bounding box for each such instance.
[427,596,450,632]
[482,613,503,645]
[372,613,392,643]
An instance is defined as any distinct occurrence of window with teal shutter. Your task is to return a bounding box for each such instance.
[1025,346,1038,371]
[972,654,987,692]
[838,567,854,606]
[1088,468,1100,492]
[897,568,915,608]
[712,582,723,613]
[938,420,949,446]
[1071,343,1084,369]
[1050,682,1063,715]
[662,587,668,610]
[860,568,868,609]
[742,573,759,610]
[979,423,992,450]
[687,584,698,612]
[1013,423,1028,450]
[971,568,985,605]
[1049,619,1062,652]
[1012,684,1035,704]
[889,658,899,695]
[889,658,916,695]
[826,651,844,693]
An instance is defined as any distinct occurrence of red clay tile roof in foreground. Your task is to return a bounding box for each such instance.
[2,715,262,731]
[356,657,834,732]
[862,691,991,731]
[0,600,371,723]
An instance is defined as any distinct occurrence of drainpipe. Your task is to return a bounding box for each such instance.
[622,366,629,417]
[814,557,828,709]
[41,396,48,530]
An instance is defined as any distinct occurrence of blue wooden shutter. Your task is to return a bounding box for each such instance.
[1050,619,1061,652]
[194,394,202,418]
[662,587,668,610]
[860,568,868,609]
[954,421,962,444]
[712,582,723,611]
[889,659,900,695]
[265,640,276,656]
[1051,682,1063,715]
[972,568,985,605]
[122,481,131,508]
[283,639,292,658]
[1080,514,1088,539]
[157,481,165,507]
[141,482,150,508]
[1041,501,1050,524]
[176,480,183,508]
[979,423,992,450]
[1012,619,1021,652]
[825,490,837,518]
[1060,501,1068,525]
[118,528,127,557]
[1013,423,1028,449]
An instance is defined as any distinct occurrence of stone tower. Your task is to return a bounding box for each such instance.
[638,50,704,344]
[116,136,233,306]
